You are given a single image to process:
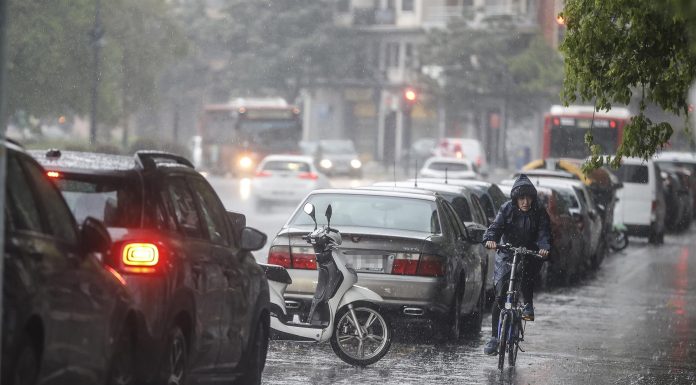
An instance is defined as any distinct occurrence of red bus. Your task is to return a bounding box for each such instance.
[543,105,631,158]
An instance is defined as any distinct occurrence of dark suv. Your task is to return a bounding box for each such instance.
[32,149,271,385]
[3,140,137,385]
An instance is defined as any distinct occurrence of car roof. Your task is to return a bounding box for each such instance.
[29,149,197,175]
[514,169,577,179]
[654,151,696,163]
[414,178,494,189]
[260,154,314,163]
[423,156,474,165]
[372,181,472,195]
[312,187,438,201]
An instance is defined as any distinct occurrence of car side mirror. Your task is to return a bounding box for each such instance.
[81,216,111,254]
[466,225,485,244]
[240,227,267,251]
[226,211,247,242]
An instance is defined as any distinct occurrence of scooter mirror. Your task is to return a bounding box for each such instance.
[304,203,317,228]
[325,204,332,228]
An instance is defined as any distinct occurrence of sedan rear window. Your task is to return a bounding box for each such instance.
[427,162,469,172]
[615,164,649,184]
[262,160,310,172]
[290,194,440,233]
[54,175,142,227]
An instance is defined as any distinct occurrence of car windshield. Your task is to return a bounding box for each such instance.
[54,175,142,227]
[320,141,356,154]
[262,160,310,172]
[289,194,440,233]
[427,162,470,172]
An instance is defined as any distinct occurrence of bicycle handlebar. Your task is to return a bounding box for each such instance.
[494,243,546,260]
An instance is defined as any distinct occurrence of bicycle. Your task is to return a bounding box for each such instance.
[494,243,546,370]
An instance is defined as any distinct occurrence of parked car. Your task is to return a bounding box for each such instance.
[660,168,693,232]
[612,157,667,244]
[654,151,696,219]
[252,154,331,211]
[267,188,487,340]
[3,140,138,385]
[415,178,507,225]
[503,176,603,272]
[419,156,478,180]
[372,181,493,301]
[314,139,362,177]
[434,137,488,175]
[498,183,585,285]
[32,149,271,385]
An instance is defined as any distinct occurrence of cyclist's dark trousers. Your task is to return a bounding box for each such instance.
[490,259,542,337]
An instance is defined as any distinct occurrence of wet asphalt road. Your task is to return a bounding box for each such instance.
[209,177,696,385]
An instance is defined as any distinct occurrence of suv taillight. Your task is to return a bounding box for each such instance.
[267,245,317,270]
[255,170,271,177]
[120,242,160,274]
[298,172,318,180]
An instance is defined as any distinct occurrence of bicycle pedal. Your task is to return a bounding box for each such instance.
[517,344,526,353]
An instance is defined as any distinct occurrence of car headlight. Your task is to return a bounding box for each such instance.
[239,156,253,169]
[350,159,362,169]
[320,159,333,169]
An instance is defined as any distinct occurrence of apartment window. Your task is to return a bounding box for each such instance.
[402,0,414,11]
[404,43,417,69]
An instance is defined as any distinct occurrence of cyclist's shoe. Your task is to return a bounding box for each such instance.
[522,303,534,321]
[483,337,498,355]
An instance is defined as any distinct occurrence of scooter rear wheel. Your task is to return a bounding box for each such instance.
[330,303,392,366]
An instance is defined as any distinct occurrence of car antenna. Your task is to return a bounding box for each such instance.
[445,167,448,184]
[393,157,397,188]
[414,159,418,188]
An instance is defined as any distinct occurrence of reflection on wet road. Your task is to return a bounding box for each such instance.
[208,177,696,384]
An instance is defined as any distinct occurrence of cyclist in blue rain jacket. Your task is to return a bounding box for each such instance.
[482,174,551,355]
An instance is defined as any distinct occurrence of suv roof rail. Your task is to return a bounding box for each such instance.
[134,151,194,170]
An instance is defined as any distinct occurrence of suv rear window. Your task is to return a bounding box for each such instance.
[54,175,142,227]
[615,164,649,184]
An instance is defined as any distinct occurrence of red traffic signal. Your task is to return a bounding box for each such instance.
[404,87,417,103]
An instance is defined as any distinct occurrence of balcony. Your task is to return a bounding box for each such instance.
[422,5,475,28]
[351,8,396,26]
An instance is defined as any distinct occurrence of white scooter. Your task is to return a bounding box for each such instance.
[261,203,392,366]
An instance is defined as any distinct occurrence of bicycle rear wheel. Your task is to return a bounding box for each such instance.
[497,313,509,370]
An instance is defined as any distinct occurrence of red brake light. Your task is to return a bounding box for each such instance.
[298,172,318,180]
[121,243,159,274]
[291,246,317,270]
[553,117,560,126]
[610,120,617,129]
[417,255,444,277]
[391,253,419,275]
[652,200,657,213]
[268,246,291,268]
[476,156,483,167]
[255,170,271,177]
[47,171,61,178]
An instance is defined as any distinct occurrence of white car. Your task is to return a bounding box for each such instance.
[434,138,488,175]
[612,157,666,243]
[252,155,330,210]
[419,156,478,180]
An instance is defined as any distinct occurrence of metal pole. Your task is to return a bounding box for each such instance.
[0,0,9,371]
[89,0,103,145]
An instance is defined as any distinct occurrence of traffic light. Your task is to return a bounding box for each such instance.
[402,87,418,112]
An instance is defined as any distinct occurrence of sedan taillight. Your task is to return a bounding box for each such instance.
[119,242,160,274]
[268,245,292,268]
[391,253,419,275]
[298,172,319,180]
[417,254,445,277]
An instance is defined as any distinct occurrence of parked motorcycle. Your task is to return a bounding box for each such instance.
[261,203,392,366]
[609,223,629,251]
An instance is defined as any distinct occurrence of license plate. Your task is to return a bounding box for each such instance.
[350,255,384,272]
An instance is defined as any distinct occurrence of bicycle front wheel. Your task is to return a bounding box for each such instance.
[497,313,509,371]
[508,318,519,367]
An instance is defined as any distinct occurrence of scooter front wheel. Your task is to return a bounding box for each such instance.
[330,303,392,366]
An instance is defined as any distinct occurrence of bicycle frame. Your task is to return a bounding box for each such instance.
[495,245,542,370]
